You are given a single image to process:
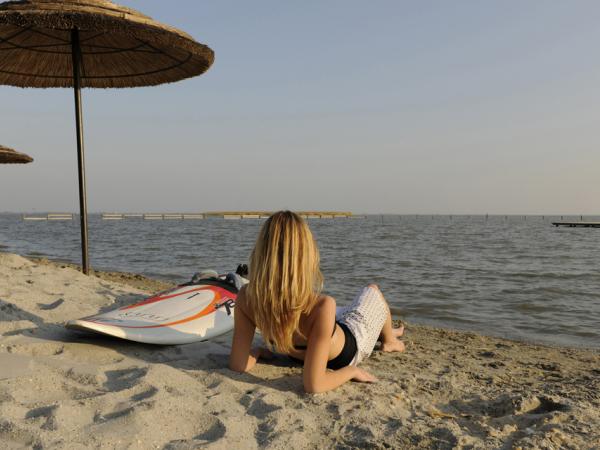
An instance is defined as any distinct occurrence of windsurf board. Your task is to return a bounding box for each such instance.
[66,279,238,345]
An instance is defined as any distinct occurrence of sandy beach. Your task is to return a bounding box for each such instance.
[0,251,598,449]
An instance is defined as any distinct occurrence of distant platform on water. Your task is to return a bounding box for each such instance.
[204,211,357,220]
[98,211,357,220]
[552,221,600,228]
[22,213,73,221]
[101,213,205,220]
[22,211,361,221]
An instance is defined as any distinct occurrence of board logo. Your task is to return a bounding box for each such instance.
[215,298,235,316]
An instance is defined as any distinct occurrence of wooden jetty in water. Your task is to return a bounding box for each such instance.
[102,211,354,220]
[25,211,359,222]
[22,213,73,221]
[552,221,600,228]
[100,213,205,220]
[204,211,355,219]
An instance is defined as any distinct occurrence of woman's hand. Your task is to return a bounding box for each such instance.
[351,367,378,383]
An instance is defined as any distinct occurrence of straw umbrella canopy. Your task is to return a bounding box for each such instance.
[0,0,214,274]
[0,144,33,163]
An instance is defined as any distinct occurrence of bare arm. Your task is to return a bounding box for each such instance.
[303,296,373,393]
[228,288,260,372]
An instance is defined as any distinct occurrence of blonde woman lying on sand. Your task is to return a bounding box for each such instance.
[229,211,405,393]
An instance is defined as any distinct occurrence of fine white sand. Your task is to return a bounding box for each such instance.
[0,252,599,449]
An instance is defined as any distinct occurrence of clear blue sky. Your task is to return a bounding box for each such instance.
[2,1,600,214]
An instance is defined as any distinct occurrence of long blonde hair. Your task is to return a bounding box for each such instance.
[246,211,324,353]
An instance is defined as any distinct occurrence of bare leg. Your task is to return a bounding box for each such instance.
[368,284,405,352]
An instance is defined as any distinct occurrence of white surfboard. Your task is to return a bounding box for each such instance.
[66,280,238,345]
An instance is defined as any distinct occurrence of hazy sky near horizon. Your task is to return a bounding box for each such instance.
[2,1,600,214]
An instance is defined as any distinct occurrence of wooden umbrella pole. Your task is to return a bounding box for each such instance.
[71,28,90,275]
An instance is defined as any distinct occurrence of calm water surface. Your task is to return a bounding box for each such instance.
[1,213,599,349]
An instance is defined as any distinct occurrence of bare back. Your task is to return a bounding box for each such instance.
[236,287,345,363]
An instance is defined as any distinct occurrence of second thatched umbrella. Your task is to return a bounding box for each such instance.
[0,0,214,274]
[0,144,33,164]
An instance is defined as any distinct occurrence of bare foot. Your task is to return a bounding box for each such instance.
[381,339,406,353]
[393,324,405,338]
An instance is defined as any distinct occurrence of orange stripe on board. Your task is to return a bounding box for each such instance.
[120,286,213,310]
[85,286,236,329]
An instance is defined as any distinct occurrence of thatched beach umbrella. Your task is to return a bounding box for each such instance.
[0,144,33,164]
[0,0,214,274]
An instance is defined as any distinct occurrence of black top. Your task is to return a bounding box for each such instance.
[291,321,357,370]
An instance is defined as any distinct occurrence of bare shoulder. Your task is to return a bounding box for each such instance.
[308,294,336,322]
[299,295,336,340]
[317,294,336,310]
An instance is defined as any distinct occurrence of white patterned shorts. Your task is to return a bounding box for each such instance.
[336,285,388,365]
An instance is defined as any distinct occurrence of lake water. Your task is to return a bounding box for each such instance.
[1,213,599,349]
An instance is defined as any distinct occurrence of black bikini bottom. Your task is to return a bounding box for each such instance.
[289,321,357,370]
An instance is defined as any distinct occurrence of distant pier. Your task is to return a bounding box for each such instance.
[100,213,205,220]
[22,211,361,222]
[22,213,73,221]
[97,211,356,221]
[552,221,600,228]
[94,211,358,220]
[204,211,354,219]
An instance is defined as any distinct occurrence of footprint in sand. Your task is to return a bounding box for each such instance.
[130,386,158,402]
[162,415,226,449]
[339,423,377,447]
[36,298,64,310]
[427,427,459,449]
[194,416,227,441]
[449,393,570,419]
[242,396,282,420]
[93,406,137,424]
[0,419,41,448]
[491,395,569,417]
[25,404,59,431]
[103,367,148,392]
[518,396,570,416]
[93,384,159,425]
